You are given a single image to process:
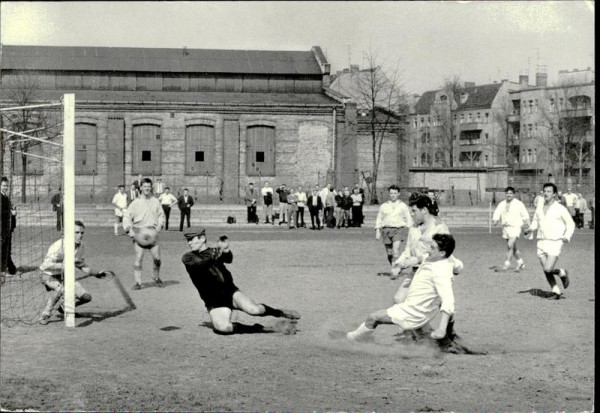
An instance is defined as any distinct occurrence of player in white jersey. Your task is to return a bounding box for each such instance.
[375,185,413,270]
[524,183,575,300]
[123,178,166,290]
[391,195,461,305]
[492,187,531,271]
[111,185,128,236]
[347,234,461,342]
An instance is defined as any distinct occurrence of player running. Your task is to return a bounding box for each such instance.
[524,183,574,300]
[39,221,112,325]
[375,185,413,272]
[181,227,300,334]
[492,186,531,272]
[123,177,165,290]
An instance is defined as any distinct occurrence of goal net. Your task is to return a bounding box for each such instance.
[1,95,74,327]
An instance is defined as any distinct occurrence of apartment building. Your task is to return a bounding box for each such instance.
[506,68,595,185]
[409,80,520,169]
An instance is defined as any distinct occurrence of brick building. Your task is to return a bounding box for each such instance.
[0,45,361,203]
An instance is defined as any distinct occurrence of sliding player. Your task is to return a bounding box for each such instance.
[182,227,300,334]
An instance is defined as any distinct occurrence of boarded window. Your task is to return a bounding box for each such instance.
[132,124,162,174]
[137,73,162,91]
[246,126,275,176]
[185,125,215,175]
[110,73,134,90]
[56,72,83,89]
[163,73,183,91]
[75,123,97,174]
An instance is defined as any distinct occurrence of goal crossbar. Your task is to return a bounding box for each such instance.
[1,128,63,147]
[11,149,62,163]
[0,102,62,112]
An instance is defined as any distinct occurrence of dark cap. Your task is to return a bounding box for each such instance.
[183,227,206,240]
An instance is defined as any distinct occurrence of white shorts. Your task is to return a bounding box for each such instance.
[386,303,437,331]
[536,240,563,258]
[502,226,522,239]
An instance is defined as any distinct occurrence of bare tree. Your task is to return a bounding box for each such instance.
[491,94,519,174]
[536,82,593,183]
[1,75,61,202]
[429,75,462,167]
[354,49,407,204]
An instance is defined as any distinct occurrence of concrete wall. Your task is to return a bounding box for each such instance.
[408,168,508,206]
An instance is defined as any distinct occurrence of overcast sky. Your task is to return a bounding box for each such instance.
[1,1,595,94]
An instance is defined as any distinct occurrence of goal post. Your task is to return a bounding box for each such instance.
[0,94,74,327]
[62,94,76,328]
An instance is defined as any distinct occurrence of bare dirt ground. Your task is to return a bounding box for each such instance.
[0,225,595,412]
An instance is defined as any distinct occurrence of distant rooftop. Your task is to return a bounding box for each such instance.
[1,45,327,75]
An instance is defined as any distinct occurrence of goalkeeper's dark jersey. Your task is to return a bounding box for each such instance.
[182,248,238,309]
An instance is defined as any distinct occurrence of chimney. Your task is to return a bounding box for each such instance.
[535,72,547,87]
[519,74,529,88]
[464,81,475,88]
[350,64,359,73]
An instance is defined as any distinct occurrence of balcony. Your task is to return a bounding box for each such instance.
[562,108,594,118]
[507,114,520,123]
[459,141,483,149]
[460,122,484,131]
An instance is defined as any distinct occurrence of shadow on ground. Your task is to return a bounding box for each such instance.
[517,288,561,299]
[199,320,298,335]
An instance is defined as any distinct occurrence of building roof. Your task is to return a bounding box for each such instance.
[414,91,437,114]
[0,89,341,107]
[413,83,502,114]
[457,83,502,110]
[1,45,325,75]
[329,67,402,110]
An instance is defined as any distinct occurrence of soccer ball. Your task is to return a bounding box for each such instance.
[134,227,158,248]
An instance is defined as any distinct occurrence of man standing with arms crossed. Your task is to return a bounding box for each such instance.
[158,187,178,231]
[492,186,531,272]
[261,181,274,224]
[124,178,166,290]
[375,185,413,271]
[524,183,575,300]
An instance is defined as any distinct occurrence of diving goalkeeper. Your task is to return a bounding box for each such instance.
[182,227,300,334]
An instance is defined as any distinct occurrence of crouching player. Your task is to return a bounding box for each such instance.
[39,220,111,325]
[182,227,300,334]
[347,233,460,342]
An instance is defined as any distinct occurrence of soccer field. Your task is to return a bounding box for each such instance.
[0,226,595,411]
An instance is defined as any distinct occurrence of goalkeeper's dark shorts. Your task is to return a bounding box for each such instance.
[202,286,240,312]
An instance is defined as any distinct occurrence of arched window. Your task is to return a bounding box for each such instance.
[132,124,162,174]
[185,125,215,175]
[246,125,275,176]
[75,123,97,174]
